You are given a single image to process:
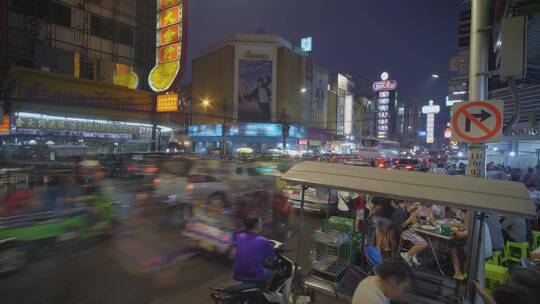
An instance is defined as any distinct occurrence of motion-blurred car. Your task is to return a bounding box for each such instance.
[153,160,275,224]
[126,153,161,178]
[283,185,338,213]
[392,158,420,171]
[343,160,371,167]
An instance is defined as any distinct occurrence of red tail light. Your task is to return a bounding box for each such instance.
[379,163,384,168]
[127,165,138,172]
[186,183,194,190]
[153,178,161,185]
[143,167,158,173]
[406,165,413,170]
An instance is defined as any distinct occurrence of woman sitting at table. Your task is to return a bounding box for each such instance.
[450,212,493,280]
[393,201,427,266]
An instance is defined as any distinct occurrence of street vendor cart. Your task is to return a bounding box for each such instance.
[280,161,536,304]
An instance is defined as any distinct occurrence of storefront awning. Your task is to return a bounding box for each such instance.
[281,161,536,218]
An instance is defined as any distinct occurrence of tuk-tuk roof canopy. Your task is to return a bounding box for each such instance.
[281,161,536,217]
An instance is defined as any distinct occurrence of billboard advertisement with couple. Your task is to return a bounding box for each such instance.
[237,59,273,122]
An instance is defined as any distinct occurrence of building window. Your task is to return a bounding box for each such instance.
[10,0,71,28]
[51,2,71,28]
[91,15,113,40]
[90,15,102,37]
[117,24,134,46]
[91,15,133,46]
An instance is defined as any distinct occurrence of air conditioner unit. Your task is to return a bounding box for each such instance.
[26,17,45,41]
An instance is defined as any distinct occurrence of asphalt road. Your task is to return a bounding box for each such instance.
[0,178,345,304]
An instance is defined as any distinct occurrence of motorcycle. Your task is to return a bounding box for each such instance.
[210,240,311,304]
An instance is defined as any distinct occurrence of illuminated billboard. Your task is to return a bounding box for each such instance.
[148,0,188,92]
[372,80,397,92]
[156,93,179,112]
[422,100,440,144]
[374,72,397,139]
[189,123,306,138]
[235,46,277,122]
[300,37,312,52]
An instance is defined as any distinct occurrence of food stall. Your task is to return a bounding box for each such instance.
[280,161,536,303]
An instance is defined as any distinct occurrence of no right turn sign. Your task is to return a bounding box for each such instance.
[451,100,503,143]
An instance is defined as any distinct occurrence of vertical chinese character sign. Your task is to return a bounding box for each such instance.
[148,0,188,92]
[422,100,440,144]
[373,72,397,139]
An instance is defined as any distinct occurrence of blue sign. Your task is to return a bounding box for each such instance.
[289,125,307,139]
[189,124,222,137]
[300,37,312,52]
[229,123,281,137]
[189,123,306,139]
[418,130,427,137]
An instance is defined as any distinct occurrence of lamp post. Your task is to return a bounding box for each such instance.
[431,73,469,106]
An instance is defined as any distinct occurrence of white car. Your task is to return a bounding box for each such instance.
[154,161,275,221]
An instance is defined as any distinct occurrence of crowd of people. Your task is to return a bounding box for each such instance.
[346,193,540,304]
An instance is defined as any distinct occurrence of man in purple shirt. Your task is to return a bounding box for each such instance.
[233,217,276,283]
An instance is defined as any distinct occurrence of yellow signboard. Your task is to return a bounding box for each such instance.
[0,115,10,135]
[157,93,179,112]
[74,52,80,78]
[113,63,139,89]
[148,0,187,92]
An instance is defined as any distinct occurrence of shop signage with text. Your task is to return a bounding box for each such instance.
[13,116,140,134]
[157,93,179,112]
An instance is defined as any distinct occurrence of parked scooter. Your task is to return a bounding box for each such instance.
[210,240,311,304]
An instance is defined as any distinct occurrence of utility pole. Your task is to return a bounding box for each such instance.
[151,95,158,152]
[280,111,290,152]
[465,0,489,302]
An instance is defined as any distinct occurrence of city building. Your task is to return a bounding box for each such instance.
[0,0,182,159]
[189,34,335,154]
[354,95,376,138]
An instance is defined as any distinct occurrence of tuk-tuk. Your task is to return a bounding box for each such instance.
[280,161,536,303]
[0,164,117,274]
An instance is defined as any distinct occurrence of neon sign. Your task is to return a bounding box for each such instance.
[372,80,397,92]
[148,0,188,92]
[422,100,440,144]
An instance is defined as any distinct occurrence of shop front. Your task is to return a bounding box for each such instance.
[1,112,173,162]
[1,66,176,161]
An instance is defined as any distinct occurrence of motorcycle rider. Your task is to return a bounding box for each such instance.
[233,216,276,284]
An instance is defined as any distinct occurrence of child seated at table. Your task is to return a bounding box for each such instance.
[392,201,427,266]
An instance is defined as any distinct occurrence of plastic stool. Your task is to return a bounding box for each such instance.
[484,263,509,294]
[487,250,505,266]
[505,241,530,264]
[532,231,540,250]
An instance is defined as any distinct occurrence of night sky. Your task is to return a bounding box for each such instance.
[186,0,465,134]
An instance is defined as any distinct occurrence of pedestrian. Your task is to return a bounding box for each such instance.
[500,215,527,243]
[485,212,505,252]
[352,259,413,304]
[521,167,537,189]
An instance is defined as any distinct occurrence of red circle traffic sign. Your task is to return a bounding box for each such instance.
[452,101,502,142]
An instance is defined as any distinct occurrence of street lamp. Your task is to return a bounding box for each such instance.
[300,87,307,93]
[431,74,440,79]
[202,98,211,108]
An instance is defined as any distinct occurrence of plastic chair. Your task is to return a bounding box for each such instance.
[505,241,530,264]
[532,231,540,250]
[484,263,509,294]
